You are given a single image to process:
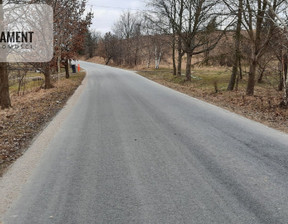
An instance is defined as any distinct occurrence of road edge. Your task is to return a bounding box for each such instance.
[0,70,88,220]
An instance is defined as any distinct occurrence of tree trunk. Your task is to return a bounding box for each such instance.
[171,1,177,76]
[155,52,162,69]
[177,38,184,77]
[177,55,183,76]
[147,54,151,68]
[65,59,70,79]
[227,64,238,91]
[185,53,192,81]
[243,0,268,96]
[134,46,139,66]
[278,60,283,91]
[177,0,184,77]
[155,47,158,69]
[0,63,11,109]
[105,56,112,65]
[155,46,162,69]
[57,56,61,73]
[284,76,288,107]
[257,70,264,83]
[246,59,257,96]
[284,55,287,81]
[204,48,210,66]
[227,0,242,91]
[281,53,288,106]
[239,58,243,80]
[279,71,284,91]
[172,35,177,76]
[44,65,53,89]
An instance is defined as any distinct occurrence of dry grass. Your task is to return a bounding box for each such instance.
[138,67,288,134]
[85,56,106,64]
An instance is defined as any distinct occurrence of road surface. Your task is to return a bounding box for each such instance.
[3,61,288,224]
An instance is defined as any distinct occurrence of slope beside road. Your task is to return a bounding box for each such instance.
[1,61,288,224]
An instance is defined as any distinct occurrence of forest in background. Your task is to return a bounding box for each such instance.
[83,0,288,108]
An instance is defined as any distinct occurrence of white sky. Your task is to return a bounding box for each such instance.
[86,0,147,35]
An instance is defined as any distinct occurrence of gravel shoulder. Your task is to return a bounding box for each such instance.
[0,72,87,218]
[0,72,85,176]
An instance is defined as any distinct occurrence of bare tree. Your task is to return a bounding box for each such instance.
[141,17,155,68]
[263,0,288,105]
[150,0,230,81]
[99,32,120,65]
[240,0,286,95]
[113,11,148,67]
[225,0,243,91]
[147,0,184,75]
[84,30,101,59]
[176,0,185,76]
[153,34,168,69]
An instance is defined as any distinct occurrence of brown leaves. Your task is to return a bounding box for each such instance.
[0,73,85,176]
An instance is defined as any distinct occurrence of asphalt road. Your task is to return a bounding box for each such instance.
[3,61,288,224]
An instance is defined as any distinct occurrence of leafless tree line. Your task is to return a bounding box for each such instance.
[84,11,171,69]
[221,0,288,105]
[86,0,288,107]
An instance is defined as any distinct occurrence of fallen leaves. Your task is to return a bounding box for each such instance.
[0,73,85,176]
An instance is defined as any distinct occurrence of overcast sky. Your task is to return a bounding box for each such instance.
[87,0,147,35]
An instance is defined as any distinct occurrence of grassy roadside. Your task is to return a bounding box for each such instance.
[0,71,85,176]
[138,67,288,134]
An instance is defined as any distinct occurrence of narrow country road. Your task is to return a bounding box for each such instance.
[3,61,288,224]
